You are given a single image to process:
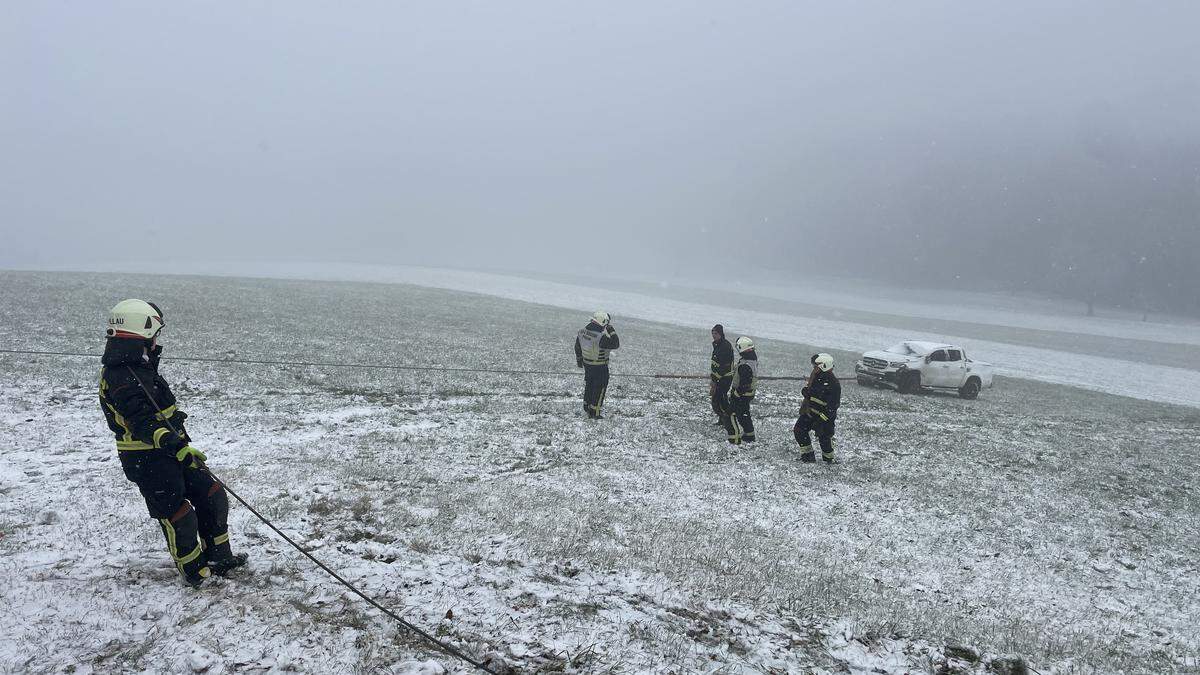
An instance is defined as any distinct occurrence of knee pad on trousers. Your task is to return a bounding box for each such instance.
[194,481,230,542]
[157,501,205,575]
[192,477,237,561]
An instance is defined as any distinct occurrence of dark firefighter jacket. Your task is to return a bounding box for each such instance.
[98,339,189,451]
[803,370,842,422]
[575,321,620,366]
[710,338,734,383]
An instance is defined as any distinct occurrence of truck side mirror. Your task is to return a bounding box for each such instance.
[925,355,933,364]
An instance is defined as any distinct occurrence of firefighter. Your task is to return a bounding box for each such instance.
[728,336,758,443]
[709,324,734,431]
[574,311,620,419]
[99,299,247,587]
[794,353,842,463]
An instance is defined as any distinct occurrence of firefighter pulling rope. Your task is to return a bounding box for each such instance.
[123,364,497,674]
[94,300,497,672]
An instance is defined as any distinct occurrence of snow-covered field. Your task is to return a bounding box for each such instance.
[2,270,1199,673]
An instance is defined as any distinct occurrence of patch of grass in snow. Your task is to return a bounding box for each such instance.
[0,521,20,552]
[88,637,158,672]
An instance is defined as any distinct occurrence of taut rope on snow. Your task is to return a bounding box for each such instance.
[1,349,858,381]
[122,366,498,674]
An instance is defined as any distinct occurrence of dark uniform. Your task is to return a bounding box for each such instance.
[728,348,758,443]
[99,337,240,584]
[574,320,620,419]
[710,329,734,425]
[795,369,842,462]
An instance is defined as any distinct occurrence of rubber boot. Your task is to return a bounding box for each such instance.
[207,552,248,576]
[204,534,249,576]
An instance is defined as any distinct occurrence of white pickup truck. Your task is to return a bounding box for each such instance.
[854,341,995,399]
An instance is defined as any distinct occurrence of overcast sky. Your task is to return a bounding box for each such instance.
[3,1,1197,280]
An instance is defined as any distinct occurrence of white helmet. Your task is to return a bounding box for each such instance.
[735,336,754,353]
[107,299,164,339]
[592,310,610,326]
[812,353,834,372]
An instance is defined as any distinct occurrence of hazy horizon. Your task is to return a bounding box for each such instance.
[4,2,1198,312]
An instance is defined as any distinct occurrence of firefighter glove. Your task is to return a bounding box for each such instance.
[159,430,188,453]
[176,445,207,467]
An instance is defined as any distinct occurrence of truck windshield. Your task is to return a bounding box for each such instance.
[885,342,918,355]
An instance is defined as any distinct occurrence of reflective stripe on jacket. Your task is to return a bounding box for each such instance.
[98,338,187,452]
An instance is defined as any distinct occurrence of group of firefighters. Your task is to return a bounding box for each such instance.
[574,310,841,462]
[98,300,841,588]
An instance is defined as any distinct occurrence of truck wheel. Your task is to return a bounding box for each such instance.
[857,376,872,387]
[958,377,981,400]
[899,372,921,394]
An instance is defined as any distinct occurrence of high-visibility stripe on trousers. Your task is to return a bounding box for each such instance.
[728,394,755,443]
[794,413,835,460]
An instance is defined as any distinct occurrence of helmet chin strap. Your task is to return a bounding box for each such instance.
[141,335,160,360]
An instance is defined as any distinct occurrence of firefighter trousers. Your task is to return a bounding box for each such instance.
[727,394,755,443]
[711,378,732,419]
[119,449,232,575]
[583,364,610,418]
[794,413,835,459]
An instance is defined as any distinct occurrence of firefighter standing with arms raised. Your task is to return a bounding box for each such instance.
[575,311,620,419]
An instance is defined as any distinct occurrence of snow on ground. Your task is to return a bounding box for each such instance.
[102,261,1200,409]
[1,271,1198,674]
